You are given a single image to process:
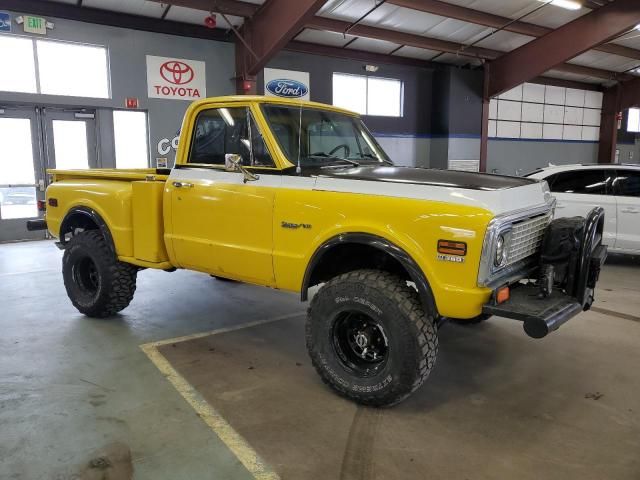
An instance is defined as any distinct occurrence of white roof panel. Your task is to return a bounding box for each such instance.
[295,29,355,48]
[82,0,165,17]
[473,30,533,52]
[568,50,639,73]
[345,36,401,54]
[392,45,440,60]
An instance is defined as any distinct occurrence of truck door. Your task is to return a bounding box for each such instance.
[166,105,279,285]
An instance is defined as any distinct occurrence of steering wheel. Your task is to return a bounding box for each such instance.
[328,144,350,158]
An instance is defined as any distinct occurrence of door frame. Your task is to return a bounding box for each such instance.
[0,102,101,242]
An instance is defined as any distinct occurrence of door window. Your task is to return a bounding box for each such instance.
[52,120,90,169]
[546,169,611,195]
[0,118,38,220]
[613,170,640,197]
[113,110,149,168]
[188,107,275,167]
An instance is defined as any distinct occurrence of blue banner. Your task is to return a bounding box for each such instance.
[0,12,11,32]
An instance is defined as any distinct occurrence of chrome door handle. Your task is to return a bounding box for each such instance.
[172,181,193,188]
[621,208,640,214]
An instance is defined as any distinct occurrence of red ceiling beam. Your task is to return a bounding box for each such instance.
[235,0,327,77]
[620,76,640,110]
[386,0,640,61]
[487,0,640,97]
[306,17,629,83]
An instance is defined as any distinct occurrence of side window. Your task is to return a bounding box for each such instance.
[613,170,640,197]
[547,169,610,195]
[188,107,275,167]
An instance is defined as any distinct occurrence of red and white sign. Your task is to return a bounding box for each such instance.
[146,55,206,101]
[125,97,139,109]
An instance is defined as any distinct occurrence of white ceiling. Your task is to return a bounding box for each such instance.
[39,0,640,84]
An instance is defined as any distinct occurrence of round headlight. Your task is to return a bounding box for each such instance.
[495,234,506,267]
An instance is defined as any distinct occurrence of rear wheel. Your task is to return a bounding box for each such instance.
[62,230,137,318]
[306,269,438,407]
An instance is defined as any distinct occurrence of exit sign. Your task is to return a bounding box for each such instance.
[24,16,46,34]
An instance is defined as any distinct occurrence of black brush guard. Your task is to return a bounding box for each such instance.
[482,207,607,339]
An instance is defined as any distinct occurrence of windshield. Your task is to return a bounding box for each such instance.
[261,105,392,168]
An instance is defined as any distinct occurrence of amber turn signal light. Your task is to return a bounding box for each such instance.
[496,285,510,304]
[437,240,467,256]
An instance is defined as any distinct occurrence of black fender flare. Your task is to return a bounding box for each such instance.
[301,233,438,315]
[59,206,116,256]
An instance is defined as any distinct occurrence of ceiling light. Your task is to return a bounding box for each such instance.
[538,0,582,10]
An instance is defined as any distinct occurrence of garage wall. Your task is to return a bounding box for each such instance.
[0,9,235,167]
[258,50,434,167]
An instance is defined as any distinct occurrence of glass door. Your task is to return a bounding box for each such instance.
[0,105,99,242]
[0,106,46,242]
[42,107,98,170]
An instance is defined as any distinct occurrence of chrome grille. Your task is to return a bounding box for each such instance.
[507,213,551,264]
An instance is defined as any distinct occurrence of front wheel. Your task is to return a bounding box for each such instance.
[306,269,438,407]
[62,230,138,318]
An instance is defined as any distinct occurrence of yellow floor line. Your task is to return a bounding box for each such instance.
[140,311,304,480]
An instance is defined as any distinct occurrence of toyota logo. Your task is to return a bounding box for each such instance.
[160,60,194,85]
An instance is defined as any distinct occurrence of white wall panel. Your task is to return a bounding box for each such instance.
[497,121,520,138]
[582,126,599,141]
[521,122,543,139]
[488,120,497,137]
[584,90,604,109]
[565,88,585,107]
[544,104,564,124]
[522,102,543,122]
[563,125,582,140]
[498,100,521,121]
[583,108,601,126]
[564,106,583,125]
[499,85,523,101]
[543,124,563,140]
[489,98,498,118]
[522,83,545,103]
[545,85,566,105]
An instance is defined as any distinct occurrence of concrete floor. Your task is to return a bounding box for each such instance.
[1,240,639,479]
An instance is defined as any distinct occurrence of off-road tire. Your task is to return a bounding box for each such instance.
[62,230,137,318]
[306,269,438,407]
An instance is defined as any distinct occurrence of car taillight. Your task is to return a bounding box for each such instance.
[37,200,47,212]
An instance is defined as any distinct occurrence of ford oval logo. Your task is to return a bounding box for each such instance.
[266,79,308,98]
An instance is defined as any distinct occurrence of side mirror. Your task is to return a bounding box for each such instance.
[224,153,242,172]
[224,153,259,183]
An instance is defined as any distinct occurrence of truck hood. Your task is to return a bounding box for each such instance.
[312,165,552,216]
[319,165,535,191]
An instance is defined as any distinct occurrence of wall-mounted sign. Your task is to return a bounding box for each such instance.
[15,15,54,34]
[25,16,46,34]
[157,135,179,156]
[264,68,310,100]
[0,12,12,32]
[125,97,139,109]
[146,55,206,101]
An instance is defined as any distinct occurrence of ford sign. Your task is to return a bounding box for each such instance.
[266,79,308,99]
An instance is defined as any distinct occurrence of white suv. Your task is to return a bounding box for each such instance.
[527,164,640,254]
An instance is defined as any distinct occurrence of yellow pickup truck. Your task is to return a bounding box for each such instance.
[30,96,607,406]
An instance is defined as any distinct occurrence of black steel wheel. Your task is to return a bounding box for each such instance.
[332,311,389,377]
